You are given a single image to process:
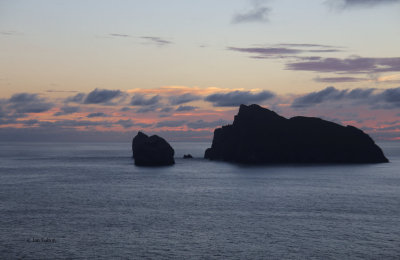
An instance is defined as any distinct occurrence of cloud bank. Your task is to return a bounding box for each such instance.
[2,86,400,141]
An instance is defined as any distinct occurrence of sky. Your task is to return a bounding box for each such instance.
[1,0,400,142]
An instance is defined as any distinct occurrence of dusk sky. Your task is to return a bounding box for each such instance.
[1,0,400,141]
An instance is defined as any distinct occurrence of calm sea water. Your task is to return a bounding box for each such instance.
[0,141,399,259]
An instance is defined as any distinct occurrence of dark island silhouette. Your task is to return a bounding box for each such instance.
[132,132,175,166]
[204,104,388,164]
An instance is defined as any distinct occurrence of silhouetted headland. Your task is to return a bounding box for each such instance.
[205,104,389,164]
[132,131,175,166]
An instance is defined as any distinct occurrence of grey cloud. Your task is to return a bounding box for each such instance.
[229,47,302,56]
[277,43,339,48]
[376,124,400,131]
[142,36,172,46]
[21,119,39,126]
[46,90,79,93]
[0,105,6,117]
[308,49,342,53]
[159,107,174,113]
[286,56,400,74]
[87,112,109,118]
[156,120,187,128]
[84,89,123,104]
[110,33,130,37]
[229,44,341,59]
[0,118,16,125]
[205,90,275,107]
[39,120,113,128]
[54,106,81,116]
[0,103,27,122]
[314,76,366,83]
[0,30,19,36]
[120,107,132,112]
[291,86,400,109]
[377,120,400,126]
[116,119,134,129]
[8,93,54,113]
[292,87,347,108]
[300,56,326,61]
[9,93,40,103]
[65,93,85,103]
[187,119,229,129]
[135,105,160,113]
[116,119,153,129]
[379,88,400,108]
[334,0,400,8]
[232,5,270,24]
[131,94,161,106]
[0,112,36,125]
[292,86,375,108]
[136,122,154,128]
[169,93,201,105]
[347,88,376,99]
[176,106,197,112]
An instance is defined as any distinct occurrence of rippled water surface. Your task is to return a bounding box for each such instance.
[0,142,399,259]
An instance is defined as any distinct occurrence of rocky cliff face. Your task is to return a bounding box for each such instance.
[132,132,175,166]
[205,104,388,164]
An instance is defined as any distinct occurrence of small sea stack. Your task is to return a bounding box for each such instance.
[205,104,389,164]
[183,154,193,159]
[132,132,175,166]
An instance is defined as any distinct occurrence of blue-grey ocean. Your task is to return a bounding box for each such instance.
[0,141,399,259]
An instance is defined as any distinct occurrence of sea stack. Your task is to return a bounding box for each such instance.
[132,132,175,166]
[205,104,388,164]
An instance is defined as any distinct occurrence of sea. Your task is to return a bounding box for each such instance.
[0,141,399,259]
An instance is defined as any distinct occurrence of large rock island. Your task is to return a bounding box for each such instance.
[132,132,175,166]
[205,104,388,164]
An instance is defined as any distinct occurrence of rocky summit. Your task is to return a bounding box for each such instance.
[205,104,388,164]
[132,132,175,166]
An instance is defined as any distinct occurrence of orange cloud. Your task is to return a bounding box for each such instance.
[375,74,400,83]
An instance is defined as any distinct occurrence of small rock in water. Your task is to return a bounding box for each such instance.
[132,131,175,166]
